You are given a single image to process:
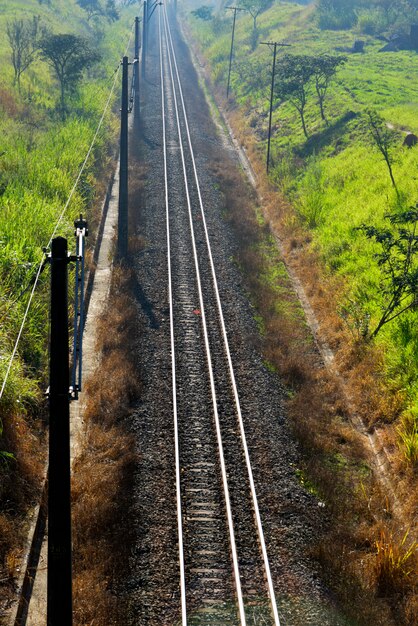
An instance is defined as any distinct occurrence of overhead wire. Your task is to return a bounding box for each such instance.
[0,20,136,404]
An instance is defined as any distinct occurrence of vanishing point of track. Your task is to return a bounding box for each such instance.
[159,7,280,625]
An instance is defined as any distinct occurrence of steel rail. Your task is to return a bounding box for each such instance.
[162,7,282,625]
[158,10,187,625]
[159,11,247,625]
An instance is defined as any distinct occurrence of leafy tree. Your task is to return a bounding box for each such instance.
[317,0,359,29]
[39,33,100,117]
[239,0,272,48]
[275,54,315,139]
[365,109,400,196]
[240,0,271,30]
[234,55,269,96]
[358,208,418,338]
[76,0,119,22]
[311,54,346,123]
[191,5,214,21]
[6,17,42,90]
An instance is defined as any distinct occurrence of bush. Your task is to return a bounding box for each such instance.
[317,0,358,30]
[318,9,358,30]
[357,9,386,36]
[296,153,327,227]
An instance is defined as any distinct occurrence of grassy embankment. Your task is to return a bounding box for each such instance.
[0,0,137,617]
[185,1,417,624]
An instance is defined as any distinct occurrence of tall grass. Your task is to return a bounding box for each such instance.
[374,529,417,597]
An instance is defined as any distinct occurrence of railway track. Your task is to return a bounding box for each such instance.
[159,6,280,624]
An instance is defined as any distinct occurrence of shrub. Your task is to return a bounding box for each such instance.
[357,9,386,36]
[317,0,358,30]
[398,407,418,467]
[297,153,326,227]
[374,529,417,597]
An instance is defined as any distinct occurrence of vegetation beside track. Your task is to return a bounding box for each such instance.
[183,0,417,623]
[72,266,139,626]
[185,0,418,465]
[0,0,137,615]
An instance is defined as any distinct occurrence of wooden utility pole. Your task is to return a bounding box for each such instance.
[225,7,245,99]
[261,41,291,173]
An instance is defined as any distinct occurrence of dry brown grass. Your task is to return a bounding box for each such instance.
[0,407,45,616]
[0,87,22,118]
[373,528,417,597]
[72,266,140,626]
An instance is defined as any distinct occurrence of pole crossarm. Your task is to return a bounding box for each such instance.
[260,41,291,47]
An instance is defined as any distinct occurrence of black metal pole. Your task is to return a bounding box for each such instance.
[134,16,140,118]
[135,16,140,62]
[266,42,277,174]
[227,8,237,99]
[142,1,147,80]
[118,56,129,259]
[47,236,72,626]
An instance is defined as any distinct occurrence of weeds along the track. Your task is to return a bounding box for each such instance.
[71,150,146,625]
[72,266,140,626]
[201,95,417,626]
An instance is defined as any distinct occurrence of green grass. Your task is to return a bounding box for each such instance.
[186,0,418,466]
[0,1,138,451]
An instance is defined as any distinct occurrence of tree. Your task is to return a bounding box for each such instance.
[39,33,100,116]
[358,208,418,339]
[275,54,315,139]
[76,0,119,22]
[311,54,346,123]
[365,109,400,196]
[317,0,359,29]
[191,5,214,21]
[6,17,42,90]
[239,0,272,48]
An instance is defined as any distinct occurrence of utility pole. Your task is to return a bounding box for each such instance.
[142,1,147,80]
[260,40,291,173]
[225,6,245,99]
[118,56,129,259]
[47,236,72,626]
[134,16,141,118]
